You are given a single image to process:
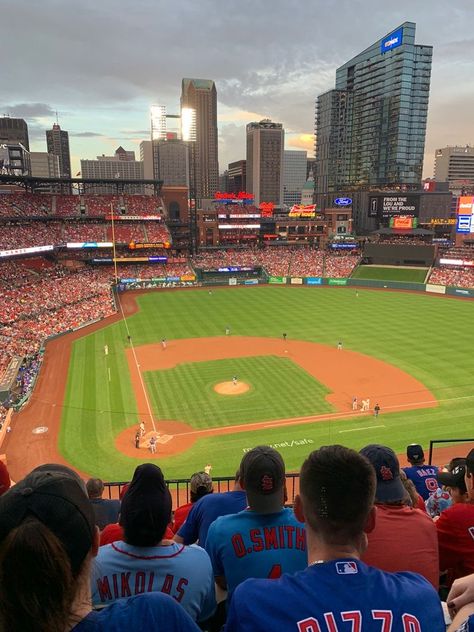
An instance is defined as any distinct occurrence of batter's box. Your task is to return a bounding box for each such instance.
[156,434,173,444]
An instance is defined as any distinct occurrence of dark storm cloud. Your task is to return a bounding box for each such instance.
[1,0,473,172]
[0,103,56,118]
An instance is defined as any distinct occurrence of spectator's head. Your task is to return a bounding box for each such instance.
[239,446,285,514]
[437,461,468,504]
[86,478,104,500]
[0,461,11,497]
[295,445,376,551]
[361,444,407,505]
[189,471,213,503]
[406,444,425,466]
[120,463,172,546]
[0,464,97,632]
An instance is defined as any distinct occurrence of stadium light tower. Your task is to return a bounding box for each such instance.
[181,107,197,254]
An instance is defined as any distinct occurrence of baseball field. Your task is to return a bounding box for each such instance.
[9,285,474,482]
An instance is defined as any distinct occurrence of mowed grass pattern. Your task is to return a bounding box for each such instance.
[144,356,333,428]
[351,265,428,283]
[59,286,474,480]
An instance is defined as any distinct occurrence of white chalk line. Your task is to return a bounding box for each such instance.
[339,425,386,433]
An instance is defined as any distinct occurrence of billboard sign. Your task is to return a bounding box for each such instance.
[369,196,419,218]
[457,196,474,215]
[456,215,474,234]
[334,197,352,206]
[306,277,323,285]
[389,216,419,229]
[381,27,403,54]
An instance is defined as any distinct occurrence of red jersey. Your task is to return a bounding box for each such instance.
[172,502,193,534]
[436,502,474,584]
[100,523,174,546]
[362,504,439,588]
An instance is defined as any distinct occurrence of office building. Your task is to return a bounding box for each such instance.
[181,78,219,202]
[227,160,246,194]
[0,144,30,176]
[283,150,307,206]
[140,137,187,187]
[246,119,284,206]
[81,147,144,193]
[30,152,60,178]
[0,117,29,151]
[315,22,432,192]
[434,146,474,190]
[46,124,71,178]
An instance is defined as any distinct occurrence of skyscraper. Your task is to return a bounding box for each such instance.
[0,116,29,150]
[46,123,71,178]
[246,119,284,206]
[434,146,474,190]
[181,78,219,202]
[315,22,432,192]
[282,150,307,206]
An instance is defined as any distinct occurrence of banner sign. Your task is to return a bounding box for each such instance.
[229,278,238,286]
[440,258,474,267]
[105,215,162,221]
[334,198,352,206]
[429,218,456,225]
[289,204,316,218]
[259,202,275,217]
[244,279,259,285]
[129,242,171,249]
[457,196,474,215]
[389,216,419,229]
[214,191,253,201]
[330,243,358,249]
[328,278,348,285]
[66,242,113,249]
[456,215,474,234]
[369,196,419,218]
[0,245,54,258]
[381,27,403,53]
[268,276,286,284]
[218,214,261,219]
[290,277,303,285]
[425,284,446,294]
[218,224,260,229]
[306,277,323,285]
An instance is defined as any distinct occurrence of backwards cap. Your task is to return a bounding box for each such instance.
[240,446,285,514]
[0,466,95,575]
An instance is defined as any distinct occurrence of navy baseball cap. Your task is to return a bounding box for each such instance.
[0,466,95,575]
[407,444,424,462]
[360,444,406,503]
[240,446,285,514]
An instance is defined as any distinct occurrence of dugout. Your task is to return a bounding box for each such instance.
[0,356,23,403]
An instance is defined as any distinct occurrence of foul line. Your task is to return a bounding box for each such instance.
[116,293,157,433]
[339,425,386,433]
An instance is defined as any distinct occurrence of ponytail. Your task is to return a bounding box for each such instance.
[0,517,77,632]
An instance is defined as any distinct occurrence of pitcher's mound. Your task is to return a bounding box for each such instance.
[214,381,250,395]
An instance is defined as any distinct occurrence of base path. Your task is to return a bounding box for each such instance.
[115,336,437,459]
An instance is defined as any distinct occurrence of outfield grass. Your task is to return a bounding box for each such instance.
[59,286,474,480]
[144,356,333,428]
[351,265,428,283]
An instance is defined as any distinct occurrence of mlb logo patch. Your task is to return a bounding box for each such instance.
[336,561,358,575]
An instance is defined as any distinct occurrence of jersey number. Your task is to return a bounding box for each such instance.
[267,564,282,579]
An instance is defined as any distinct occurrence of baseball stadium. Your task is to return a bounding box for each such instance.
[1,182,473,489]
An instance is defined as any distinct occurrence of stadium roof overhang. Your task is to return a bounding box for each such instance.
[0,174,163,194]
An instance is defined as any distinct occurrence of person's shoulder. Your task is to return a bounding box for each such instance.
[373,566,438,595]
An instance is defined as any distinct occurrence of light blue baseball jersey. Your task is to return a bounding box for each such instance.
[205,507,306,601]
[91,541,215,622]
[225,559,445,632]
[73,592,200,631]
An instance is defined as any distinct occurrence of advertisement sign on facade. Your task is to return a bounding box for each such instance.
[334,198,352,206]
[268,276,286,284]
[328,278,348,286]
[369,196,419,218]
[425,284,446,294]
[306,277,323,285]
[456,216,474,234]
[290,277,303,285]
[0,245,54,258]
[381,27,403,53]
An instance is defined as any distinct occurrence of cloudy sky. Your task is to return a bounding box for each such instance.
[1,0,473,179]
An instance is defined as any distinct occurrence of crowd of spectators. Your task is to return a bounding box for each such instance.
[429,266,474,289]
[440,246,474,260]
[371,234,432,246]
[0,193,52,217]
[0,264,115,376]
[192,247,360,278]
[144,222,171,242]
[124,194,164,215]
[1,444,474,630]
[0,221,63,250]
[61,222,107,242]
[54,195,79,216]
[106,222,147,243]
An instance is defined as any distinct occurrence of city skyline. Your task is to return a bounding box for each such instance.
[1,0,473,180]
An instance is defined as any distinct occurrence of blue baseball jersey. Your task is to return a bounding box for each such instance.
[206,507,306,601]
[456,614,474,631]
[91,541,215,622]
[403,465,439,500]
[225,559,445,632]
[72,592,200,631]
[177,489,247,546]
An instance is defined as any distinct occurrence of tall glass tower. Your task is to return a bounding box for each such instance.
[315,22,432,192]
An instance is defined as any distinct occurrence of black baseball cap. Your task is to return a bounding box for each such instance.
[0,465,95,575]
[437,462,467,493]
[240,446,285,514]
[360,444,406,503]
[407,444,424,462]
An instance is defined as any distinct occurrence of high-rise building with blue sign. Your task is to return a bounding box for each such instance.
[315,22,432,193]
